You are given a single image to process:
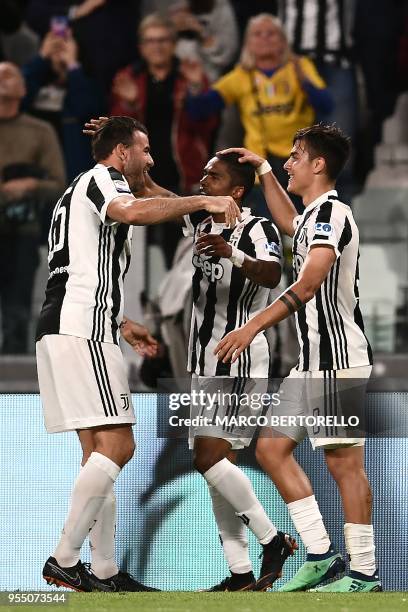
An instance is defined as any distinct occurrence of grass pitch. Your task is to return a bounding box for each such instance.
[10,592,408,612]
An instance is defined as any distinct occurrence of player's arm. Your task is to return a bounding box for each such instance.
[195,233,281,288]
[120,316,158,357]
[217,147,298,237]
[106,193,241,227]
[214,245,336,363]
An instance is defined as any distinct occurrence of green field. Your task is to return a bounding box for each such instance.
[4,592,407,612]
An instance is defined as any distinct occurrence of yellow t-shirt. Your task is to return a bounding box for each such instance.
[213,58,326,158]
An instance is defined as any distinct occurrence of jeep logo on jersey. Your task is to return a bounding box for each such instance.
[264,241,280,256]
[192,254,224,282]
[315,222,333,236]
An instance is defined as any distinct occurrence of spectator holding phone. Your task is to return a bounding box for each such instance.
[22,25,104,181]
[25,1,140,90]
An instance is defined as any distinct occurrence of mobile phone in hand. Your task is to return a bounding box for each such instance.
[50,16,68,37]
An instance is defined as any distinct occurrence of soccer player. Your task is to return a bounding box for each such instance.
[215,125,381,592]
[36,116,241,592]
[184,152,297,592]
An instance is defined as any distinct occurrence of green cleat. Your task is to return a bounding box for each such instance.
[279,550,345,592]
[310,570,382,592]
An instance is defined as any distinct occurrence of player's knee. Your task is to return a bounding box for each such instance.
[193,451,222,475]
[120,439,136,465]
[325,453,363,484]
[255,437,285,471]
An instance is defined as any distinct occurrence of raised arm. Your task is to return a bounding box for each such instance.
[218,148,298,237]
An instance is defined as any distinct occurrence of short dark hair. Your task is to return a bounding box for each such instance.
[92,116,148,162]
[293,124,351,180]
[215,152,255,196]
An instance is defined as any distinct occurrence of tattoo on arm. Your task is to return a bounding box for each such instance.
[286,288,304,309]
[278,288,304,315]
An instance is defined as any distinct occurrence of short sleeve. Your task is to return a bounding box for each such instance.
[248,220,282,264]
[86,166,132,225]
[308,201,352,259]
[212,66,243,106]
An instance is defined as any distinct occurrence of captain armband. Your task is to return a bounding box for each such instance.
[278,288,305,314]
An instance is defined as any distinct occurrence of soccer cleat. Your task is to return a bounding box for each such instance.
[310,569,382,592]
[43,556,94,592]
[87,569,160,592]
[202,571,256,592]
[279,549,345,591]
[253,531,298,591]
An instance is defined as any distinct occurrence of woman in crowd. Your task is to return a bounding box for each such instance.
[184,13,333,210]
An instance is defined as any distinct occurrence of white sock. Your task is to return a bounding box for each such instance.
[204,458,277,545]
[89,489,119,579]
[287,495,331,555]
[209,485,252,574]
[53,452,120,567]
[344,523,376,576]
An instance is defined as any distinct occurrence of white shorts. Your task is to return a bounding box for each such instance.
[36,335,136,433]
[188,375,268,451]
[267,365,372,450]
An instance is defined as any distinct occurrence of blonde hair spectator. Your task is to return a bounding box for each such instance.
[240,14,290,70]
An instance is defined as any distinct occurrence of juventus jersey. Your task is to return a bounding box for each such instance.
[183,207,282,377]
[36,164,133,345]
[292,189,372,371]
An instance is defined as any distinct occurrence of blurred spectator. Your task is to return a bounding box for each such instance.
[25,0,140,90]
[0,0,39,66]
[169,0,239,82]
[185,13,333,213]
[110,13,217,266]
[0,62,65,354]
[230,0,278,41]
[277,0,358,201]
[22,28,104,181]
[354,0,404,184]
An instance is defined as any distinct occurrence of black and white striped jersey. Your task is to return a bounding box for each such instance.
[183,207,282,377]
[292,189,372,371]
[36,164,133,345]
[278,0,354,67]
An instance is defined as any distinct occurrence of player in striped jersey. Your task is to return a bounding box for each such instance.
[215,125,380,592]
[37,116,241,592]
[184,153,297,592]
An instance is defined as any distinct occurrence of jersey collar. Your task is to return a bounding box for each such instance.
[210,206,251,230]
[303,189,338,213]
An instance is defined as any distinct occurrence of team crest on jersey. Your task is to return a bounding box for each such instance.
[192,253,224,282]
[264,241,280,256]
[120,393,130,411]
[314,222,333,236]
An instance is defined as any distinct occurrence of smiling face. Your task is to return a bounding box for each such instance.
[284,140,319,195]
[122,130,154,186]
[200,158,243,200]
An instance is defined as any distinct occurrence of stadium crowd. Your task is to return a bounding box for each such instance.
[0,0,407,357]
